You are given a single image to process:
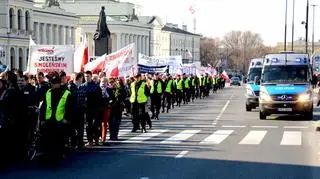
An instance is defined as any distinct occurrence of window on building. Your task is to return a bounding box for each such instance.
[18,48,23,70]
[25,11,30,31]
[10,47,15,70]
[9,8,14,29]
[18,9,22,30]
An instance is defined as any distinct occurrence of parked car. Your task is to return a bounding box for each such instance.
[230,77,241,86]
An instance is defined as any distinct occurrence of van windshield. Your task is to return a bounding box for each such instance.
[248,68,262,82]
[262,65,309,83]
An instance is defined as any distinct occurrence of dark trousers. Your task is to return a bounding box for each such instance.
[164,92,172,110]
[183,88,190,103]
[137,103,147,130]
[190,87,195,101]
[0,128,9,169]
[109,114,121,140]
[200,86,205,98]
[195,87,199,99]
[151,94,162,117]
[131,103,140,131]
[85,110,101,144]
[176,90,183,106]
[72,108,85,147]
[41,121,65,161]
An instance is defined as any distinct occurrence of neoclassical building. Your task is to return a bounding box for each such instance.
[56,0,151,60]
[0,0,78,70]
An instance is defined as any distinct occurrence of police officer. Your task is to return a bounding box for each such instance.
[163,75,174,113]
[41,74,73,162]
[150,73,164,120]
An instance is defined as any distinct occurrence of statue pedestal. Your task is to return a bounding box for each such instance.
[94,37,109,56]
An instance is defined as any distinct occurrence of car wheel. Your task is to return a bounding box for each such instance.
[259,111,267,120]
[246,105,251,112]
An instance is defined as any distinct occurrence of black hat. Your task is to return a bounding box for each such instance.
[135,73,141,78]
[50,75,61,84]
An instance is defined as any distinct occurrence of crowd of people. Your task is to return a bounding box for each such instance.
[0,69,226,168]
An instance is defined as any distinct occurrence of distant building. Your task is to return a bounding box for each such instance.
[162,23,201,63]
[275,38,320,53]
[0,0,78,70]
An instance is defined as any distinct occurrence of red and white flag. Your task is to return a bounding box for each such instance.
[74,34,88,72]
[189,5,196,15]
[221,70,230,82]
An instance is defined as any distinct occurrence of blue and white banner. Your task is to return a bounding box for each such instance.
[138,64,168,74]
[138,53,182,74]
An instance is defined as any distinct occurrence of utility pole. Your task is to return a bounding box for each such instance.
[284,0,288,51]
[311,4,318,54]
[291,0,295,51]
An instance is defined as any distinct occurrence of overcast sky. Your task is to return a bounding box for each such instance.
[124,0,320,46]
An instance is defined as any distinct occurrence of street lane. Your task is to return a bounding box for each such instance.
[2,85,320,179]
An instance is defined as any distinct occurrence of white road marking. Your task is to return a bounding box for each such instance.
[280,131,302,146]
[139,177,149,179]
[118,129,131,136]
[251,126,278,129]
[200,130,234,145]
[123,130,168,143]
[222,125,246,128]
[161,130,201,144]
[239,130,267,145]
[284,126,308,129]
[191,125,216,128]
[175,150,189,158]
[214,100,230,122]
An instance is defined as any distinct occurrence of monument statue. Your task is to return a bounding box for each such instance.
[45,0,60,7]
[94,6,111,56]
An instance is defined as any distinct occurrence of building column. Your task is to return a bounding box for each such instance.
[71,27,75,45]
[145,36,149,56]
[125,34,128,45]
[23,47,28,71]
[48,24,53,45]
[134,35,138,48]
[54,25,58,44]
[116,33,121,49]
[121,34,125,48]
[35,23,40,44]
[42,23,46,44]
[60,25,64,45]
[65,26,70,45]
[15,46,19,69]
[21,13,26,32]
[141,36,145,55]
[137,35,141,55]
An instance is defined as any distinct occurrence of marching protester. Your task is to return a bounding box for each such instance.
[40,74,73,163]
[0,60,228,168]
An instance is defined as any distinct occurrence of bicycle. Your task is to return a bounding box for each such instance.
[27,102,43,161]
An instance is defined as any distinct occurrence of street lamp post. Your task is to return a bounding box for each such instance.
[306,0,309,53]
[311,4,318,54]
[291,0,295,51]
[284,0,288,51]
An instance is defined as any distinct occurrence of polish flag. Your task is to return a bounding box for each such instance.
[187,50,193,58]
[74,34,88,72]
[207,64,212,68]
[189,5,196,14]
[221,70,230,82]
[84,54,106,73]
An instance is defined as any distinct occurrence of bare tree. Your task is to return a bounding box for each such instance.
[200,37,221,66]
[221,30,269,72]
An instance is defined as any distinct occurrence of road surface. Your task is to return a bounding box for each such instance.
[2,84,320,179]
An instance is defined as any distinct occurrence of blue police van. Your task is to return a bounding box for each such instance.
[258,53,313,120]
[245,58,263,111]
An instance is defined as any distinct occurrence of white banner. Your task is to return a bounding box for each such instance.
[138,53,182,74]
[105,43,136,77]
[89,56,98,62]
[28,45,74,74]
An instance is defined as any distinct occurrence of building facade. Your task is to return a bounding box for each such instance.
[57,0,151,60]
[162,23,201,64]
[0,0,78,71]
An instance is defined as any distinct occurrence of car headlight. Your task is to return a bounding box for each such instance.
[246,88,254,96]
[297,93,311,101]
[260,91,272,102]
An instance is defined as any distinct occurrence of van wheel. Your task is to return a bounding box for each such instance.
[246,105,251,112]
[304,111,313,121]
[259,111,267,120]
